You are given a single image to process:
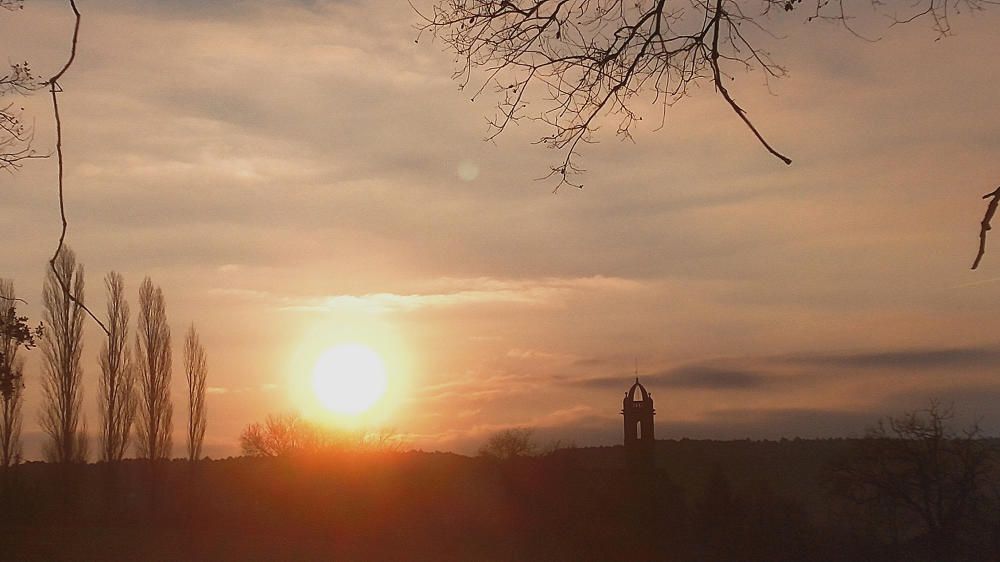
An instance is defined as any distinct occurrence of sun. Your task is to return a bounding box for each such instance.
[311,344,388,415]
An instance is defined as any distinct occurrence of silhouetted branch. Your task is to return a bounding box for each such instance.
[419,0,991,187]
[39,0,109,335]
[972,186,1000,270]
[0,62,41,171]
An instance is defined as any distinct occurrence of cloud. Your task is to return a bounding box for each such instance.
[784,344,1000,370]
[5,1,1000,458]
[573,365,768,391]
[213,275,642,313]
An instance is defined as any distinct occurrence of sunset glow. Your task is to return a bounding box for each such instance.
[2,0,999,461]
[311,344,388,415]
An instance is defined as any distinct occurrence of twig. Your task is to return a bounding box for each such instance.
[972,186,1000,270]
[710,0,791,165]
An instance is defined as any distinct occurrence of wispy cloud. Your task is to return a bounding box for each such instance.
[783,345,1000,370]
[574,365,768,390]
[211,275,643,314]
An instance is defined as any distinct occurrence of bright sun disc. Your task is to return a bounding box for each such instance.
[312,344,388,415]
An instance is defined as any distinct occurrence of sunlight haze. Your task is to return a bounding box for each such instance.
[1,0,999,459]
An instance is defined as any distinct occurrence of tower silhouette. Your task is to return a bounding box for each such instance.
[622,377,655,470]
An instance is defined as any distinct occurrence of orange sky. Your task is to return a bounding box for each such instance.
[2,1,1000,458]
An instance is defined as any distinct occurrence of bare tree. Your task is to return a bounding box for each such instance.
[97,272,135,462]
[478,427,537,460]
[359,427,404,452]
[240,414,313,457]
[39,247,88,463]
[829,401,995,555]
[420,0,993,188]
[135,277,172,460]
[239,414,399,457]
[0,279,39,468]
[184,324,207,461]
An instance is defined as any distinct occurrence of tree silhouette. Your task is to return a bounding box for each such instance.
[0,279,40,468]
[478,427,537,459]
[240,413,319,457]
[39,246,88,463]
[97,271,135,462]
[135,277,172,460]
[829,401,995,556]
[240,414,403,457]
[184,324,207,461]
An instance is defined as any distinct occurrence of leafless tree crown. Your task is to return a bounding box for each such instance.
[98,271,136,462]
[184,324,207,461]
[478,427,537,459]
[240,414,403,457]
[39,246,88,463]
[829,401,994,548]
[135,277,173,460]
[419,0,993,188]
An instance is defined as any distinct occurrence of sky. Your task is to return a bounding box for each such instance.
[1,0,999,459]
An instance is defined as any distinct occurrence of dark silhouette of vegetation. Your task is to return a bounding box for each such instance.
[184,324,207,461]
[0,0,39,172]
[828,402,996,559]
[39,247,88,463]
[135,277,172,460]
[0,279,41,468]
[97,272,135,462]
[478,427,538,459]
[0,56,38,172]
[240,413,402,457]
[240,413,313,457]
[1,435,996,560]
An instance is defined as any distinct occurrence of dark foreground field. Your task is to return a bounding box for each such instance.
[2,439,998,561]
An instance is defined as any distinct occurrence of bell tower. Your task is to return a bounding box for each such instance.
[622,377,655,470]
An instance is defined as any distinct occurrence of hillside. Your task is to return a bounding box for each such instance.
[1,439,997,561]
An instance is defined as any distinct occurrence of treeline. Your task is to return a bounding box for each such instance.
[0,246,209,465]
[1,431,998,561]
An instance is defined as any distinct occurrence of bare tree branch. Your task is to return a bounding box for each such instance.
[418,0,992,188]
[37,0,109,335]
[972,186,1000,270]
